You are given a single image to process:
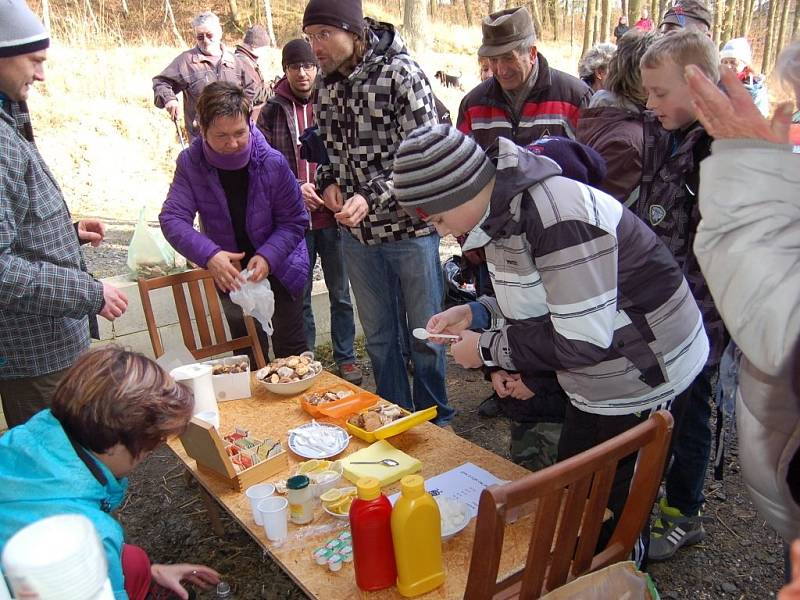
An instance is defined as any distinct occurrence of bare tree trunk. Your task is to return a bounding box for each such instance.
[740,0,756,35]
[41,0,51,31]
[712,0,725,45]
[594,6,601,43]
[650,0,659,26]
[529,0,545,37]
[723,0,738,41]
[263,0,277,46]
[583,0,597,55]
[464,0,474,23]
[621,0,628,18]
[792,0,800,39]
[778,0,792,55]
[84,0,99,34]
[164,0,185,46]
[430,0,435,20]
[600,0,611,41]
[550,0,560,39]
[762,0,780,72]
[404,0,430,53]
[120,0,128,18]
[628,0,642,28]
[228,0,241,27]
[489,0,504,11]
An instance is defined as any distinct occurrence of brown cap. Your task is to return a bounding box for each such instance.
[660,0,712,29]
[478,7,535,57]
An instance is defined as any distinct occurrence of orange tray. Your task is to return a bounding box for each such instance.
[300,387,379,419]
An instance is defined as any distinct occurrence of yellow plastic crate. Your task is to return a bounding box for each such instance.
[345,404,438,443]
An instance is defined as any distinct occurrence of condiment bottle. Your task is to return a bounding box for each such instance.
[349,477,396,591]
[391,475,445,596]
[286,475,314,525]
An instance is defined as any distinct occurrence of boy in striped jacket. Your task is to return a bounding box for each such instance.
[392,124,709,558]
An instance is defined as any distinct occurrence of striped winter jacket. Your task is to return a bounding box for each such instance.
[465,138,709,415]
[456,53,592,149]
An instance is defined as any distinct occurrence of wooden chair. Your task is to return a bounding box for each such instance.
[464,410,674,600]
[137,268,267,369]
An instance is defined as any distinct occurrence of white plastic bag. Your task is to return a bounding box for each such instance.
[127,207,177,279]
[230,270,275,334]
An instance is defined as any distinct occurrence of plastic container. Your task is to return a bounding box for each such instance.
[215,581,234,598]
[349,477,397,591]
[391,475,445,596]
[286,475,314,525]
[346,405,438,442]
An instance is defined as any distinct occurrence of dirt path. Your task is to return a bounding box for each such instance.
[119,359,785,599]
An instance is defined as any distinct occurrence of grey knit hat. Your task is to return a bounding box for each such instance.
[393,125,496,219]
[0,0,49,58]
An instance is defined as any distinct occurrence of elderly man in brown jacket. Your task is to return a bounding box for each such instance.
[152,11,256,139]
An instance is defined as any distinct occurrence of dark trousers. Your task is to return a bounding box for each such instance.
[0,367,70,428]
[220,275,307,363]
[664,366,715,516]
[556,391,690,566]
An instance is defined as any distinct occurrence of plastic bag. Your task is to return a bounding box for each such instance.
[540,561,658,599]
[127,207,178,279]
[230,270,275,334]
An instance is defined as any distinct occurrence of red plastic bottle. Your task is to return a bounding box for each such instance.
[349,477,397,591]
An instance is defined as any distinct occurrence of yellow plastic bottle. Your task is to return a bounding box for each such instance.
[390,474,445,597]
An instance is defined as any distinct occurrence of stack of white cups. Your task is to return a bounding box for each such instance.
[1,514,114,600]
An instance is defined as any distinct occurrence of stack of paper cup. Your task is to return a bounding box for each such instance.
[1,514,114,600]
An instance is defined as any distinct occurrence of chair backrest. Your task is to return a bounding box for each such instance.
[137,269,267,369]
[464,410,674,600]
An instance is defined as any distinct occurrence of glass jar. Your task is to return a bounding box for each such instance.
[286,475,314,525]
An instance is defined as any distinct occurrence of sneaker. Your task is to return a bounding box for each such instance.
[339,362,363,385]
[648,497,707,561]
[477,393,501,418]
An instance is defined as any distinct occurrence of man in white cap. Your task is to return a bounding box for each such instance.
[0,0,128,428]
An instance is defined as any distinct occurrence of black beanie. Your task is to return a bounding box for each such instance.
[282,39,317,68]
[302,0,364,35]
[525,137,607,187]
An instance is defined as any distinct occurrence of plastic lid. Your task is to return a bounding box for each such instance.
[400,474,425,499]
[287,474,310,490]
[356,477,381,500]
[216,581,232,598]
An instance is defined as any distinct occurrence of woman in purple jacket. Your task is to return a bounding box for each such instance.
[160,81,309,359]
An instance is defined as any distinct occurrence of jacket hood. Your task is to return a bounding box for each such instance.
[272,76,312,105]
[482,137,562,236]
[340,19,407,83]
[579,104,643,141]
[0,410,126,511]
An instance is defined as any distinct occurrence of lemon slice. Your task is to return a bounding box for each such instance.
[320,489,342,503]
[297,459,330,475]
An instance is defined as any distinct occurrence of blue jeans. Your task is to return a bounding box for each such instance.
[342,232,453,425]
[302,227,356,366]
[665,365,715,516]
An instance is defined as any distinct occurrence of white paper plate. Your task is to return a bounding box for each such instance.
[288,423,350,459]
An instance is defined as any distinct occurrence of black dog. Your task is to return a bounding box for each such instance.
[435,70,463,90]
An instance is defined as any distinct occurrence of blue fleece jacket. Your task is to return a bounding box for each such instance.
[0,410,129,598]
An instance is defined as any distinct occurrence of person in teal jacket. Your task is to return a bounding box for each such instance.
[0,347,219,599]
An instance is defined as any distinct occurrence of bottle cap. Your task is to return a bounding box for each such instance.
[287,474,310,490]
[216,581,232,597]
[400,474,425,498]
[356,477,381,501]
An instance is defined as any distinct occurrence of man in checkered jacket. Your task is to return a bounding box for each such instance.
[302,0,452,425]
[0,0,128,428]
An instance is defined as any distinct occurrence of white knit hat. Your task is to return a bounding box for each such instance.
[720,38,752,66]
[0,0,49,58]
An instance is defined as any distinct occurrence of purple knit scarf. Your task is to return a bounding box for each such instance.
[202,128,252,170]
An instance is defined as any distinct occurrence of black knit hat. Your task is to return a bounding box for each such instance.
[302,0,364,35]
[525,137,607,186]
[282,39,317,69]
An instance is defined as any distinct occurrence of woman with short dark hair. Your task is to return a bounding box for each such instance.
[0,346,219,599]
[160,81,310,361]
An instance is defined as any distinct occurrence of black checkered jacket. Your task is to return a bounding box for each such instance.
[313,21,438,245]
[0,101,103,379]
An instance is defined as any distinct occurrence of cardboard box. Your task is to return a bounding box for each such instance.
[203,355,251,402]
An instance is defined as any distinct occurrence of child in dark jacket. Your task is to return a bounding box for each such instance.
[638,28,728,562]
[392,124,709,560]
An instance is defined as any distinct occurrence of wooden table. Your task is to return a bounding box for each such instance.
[168,372,536,599]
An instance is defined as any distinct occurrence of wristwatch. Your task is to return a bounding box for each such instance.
[478,337,497,367]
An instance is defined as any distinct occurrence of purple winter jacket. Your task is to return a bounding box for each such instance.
[160,125,309,297]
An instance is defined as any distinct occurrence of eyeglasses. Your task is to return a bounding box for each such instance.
[287,63,317,73]
[196,32,216,41]
[304,30,333,43]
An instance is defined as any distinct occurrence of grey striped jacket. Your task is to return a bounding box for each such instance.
[0,101,103,379]
[465,138,708,415]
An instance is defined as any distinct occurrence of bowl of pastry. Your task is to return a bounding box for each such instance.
[255,352,324,396]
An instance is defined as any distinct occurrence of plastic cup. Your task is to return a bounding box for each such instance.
[194,410,220,430]
[246,483,275,525]
[258,496,289,542]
